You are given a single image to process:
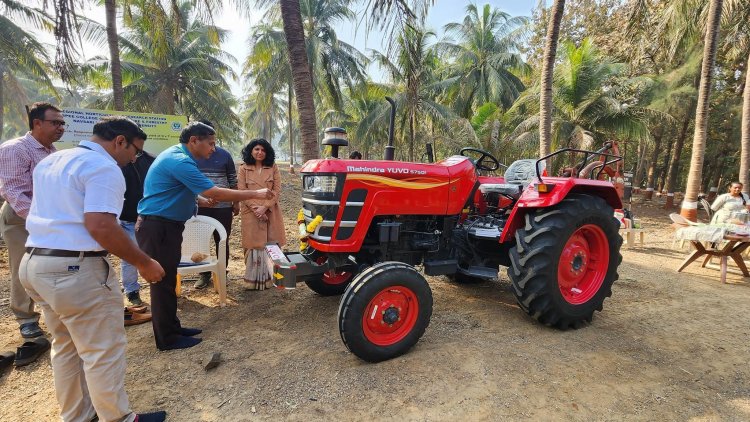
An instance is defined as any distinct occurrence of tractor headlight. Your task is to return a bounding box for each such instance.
[303,175,337,193]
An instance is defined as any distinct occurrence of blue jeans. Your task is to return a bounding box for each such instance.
[120,221,141,294]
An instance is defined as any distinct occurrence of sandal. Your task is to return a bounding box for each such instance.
[124,309,152,326]
[14,337,50,367]
[126,305,148,314]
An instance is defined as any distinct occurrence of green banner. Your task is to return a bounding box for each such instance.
[58,108,187,154]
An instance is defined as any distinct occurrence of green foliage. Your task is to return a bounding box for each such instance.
[471,103,498,130]
[510,38,665,155]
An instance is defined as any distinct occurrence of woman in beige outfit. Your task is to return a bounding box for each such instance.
[238,139,286,290]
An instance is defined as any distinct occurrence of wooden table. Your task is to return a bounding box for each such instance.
[677,234,750,283]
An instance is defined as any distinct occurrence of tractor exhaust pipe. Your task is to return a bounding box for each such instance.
[384,96,396,161]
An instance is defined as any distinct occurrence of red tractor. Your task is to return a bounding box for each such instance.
[266,105,623,363]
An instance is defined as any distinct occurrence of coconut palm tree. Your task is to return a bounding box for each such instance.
[100,0,240,137]
[274,0,434,162]
[248,1,368,161]
[680,0,724,221]
[279,0,318,161]
[370,26,454,161]
[720,0,750,190]
[437,3,529,118]
[510,39,659,154]
[0,0,58,137]
[244,21,294,162]
[539,0,565,157]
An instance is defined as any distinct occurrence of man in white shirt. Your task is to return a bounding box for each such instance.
[20,116,167,422]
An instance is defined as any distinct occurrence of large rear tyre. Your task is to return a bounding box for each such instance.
[508,194,622,329]
[338,262,433,362]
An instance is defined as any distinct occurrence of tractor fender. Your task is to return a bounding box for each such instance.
[499,177,623,243]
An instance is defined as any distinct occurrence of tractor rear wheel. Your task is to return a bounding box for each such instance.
[338,262,433,362]
[508,194,622,329]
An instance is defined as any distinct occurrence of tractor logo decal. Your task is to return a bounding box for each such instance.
[347,174,452,190]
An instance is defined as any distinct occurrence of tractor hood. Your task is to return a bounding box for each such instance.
[301,156,477,216]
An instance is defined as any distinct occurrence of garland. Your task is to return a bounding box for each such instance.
[298,208,323,251]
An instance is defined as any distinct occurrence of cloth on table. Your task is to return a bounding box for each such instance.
[675,226,727,243]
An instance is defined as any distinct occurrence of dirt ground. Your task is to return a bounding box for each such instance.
[2,169,750,421]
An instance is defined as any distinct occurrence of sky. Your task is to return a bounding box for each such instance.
[33,0,540,98]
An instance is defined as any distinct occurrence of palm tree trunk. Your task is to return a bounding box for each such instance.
[288,84,295,165]
[645,131,663,200]
[633,138,648,190]
[409,112,415,162]
[657,136,674,193]
[680,0,723,221]
[664,114,691,209]
[105,0,124,111]
[490,119,500,151]
[740,53,750,193]
[280,0,318,162]
[538,0,565,158]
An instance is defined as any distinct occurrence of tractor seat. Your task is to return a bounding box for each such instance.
[503,159,540,188]
[479,183,523,199]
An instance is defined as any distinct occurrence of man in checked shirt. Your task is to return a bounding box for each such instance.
[0,102,65,339]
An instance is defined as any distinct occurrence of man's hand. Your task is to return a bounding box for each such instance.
[138,258,165,283]
[198,196,218,208]
[233,202,240,216]
[253,188,273,199]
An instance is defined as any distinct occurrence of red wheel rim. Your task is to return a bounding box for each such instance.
[315,256,353,285]
[557,224,609,305]
[362,285,419,346]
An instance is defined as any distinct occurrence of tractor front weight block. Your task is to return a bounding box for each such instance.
[265,243,346,289]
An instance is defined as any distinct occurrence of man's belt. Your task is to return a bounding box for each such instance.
[139,214,183,224]
[26,248,108,257]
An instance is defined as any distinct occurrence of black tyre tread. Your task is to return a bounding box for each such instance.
[304,276,350,296]
[507,194,622,329]
[338,262,433,362]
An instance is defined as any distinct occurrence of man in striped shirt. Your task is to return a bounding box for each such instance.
[193,120,238,289]
[0,102,64,339]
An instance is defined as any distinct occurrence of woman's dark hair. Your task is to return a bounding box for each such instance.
[242,138,275,166]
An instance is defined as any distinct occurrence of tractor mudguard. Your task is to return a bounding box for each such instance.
[499,177,623,243]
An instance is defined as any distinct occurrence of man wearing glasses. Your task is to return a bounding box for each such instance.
[0,102,65,340]
[20,116,168,422]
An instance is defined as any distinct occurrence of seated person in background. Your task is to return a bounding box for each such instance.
[349,150,362,160]
[711,182,750,224]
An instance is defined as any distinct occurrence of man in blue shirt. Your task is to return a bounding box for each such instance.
[136,122,273,351]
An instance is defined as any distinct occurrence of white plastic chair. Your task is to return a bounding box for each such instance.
[669,213,701,227]
[176,215,228,306]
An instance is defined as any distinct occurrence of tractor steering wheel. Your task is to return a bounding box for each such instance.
[459,147,502,172]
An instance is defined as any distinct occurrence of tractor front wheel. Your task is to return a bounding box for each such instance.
[508,194,622,329]
[338,262,433,362]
